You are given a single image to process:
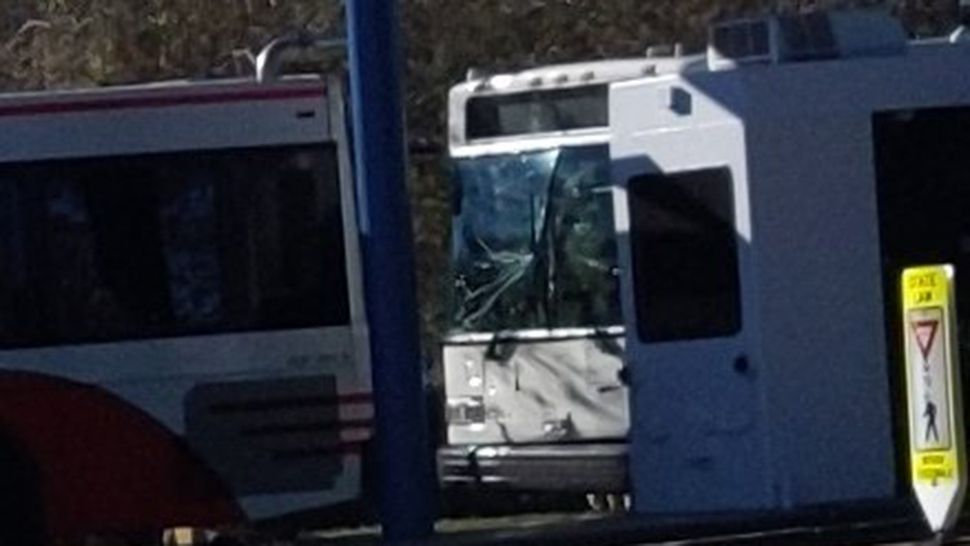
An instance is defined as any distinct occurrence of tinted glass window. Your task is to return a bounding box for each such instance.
[466,85,607,140]
[451,145,621,333]
[0,144,348,348]
[628,167,741,342]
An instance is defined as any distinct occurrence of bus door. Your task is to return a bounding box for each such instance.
[611,83,769,512]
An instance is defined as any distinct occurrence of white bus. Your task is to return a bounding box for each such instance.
[0,62,372,541]
[610,9,970,514]
[438,56,690,499]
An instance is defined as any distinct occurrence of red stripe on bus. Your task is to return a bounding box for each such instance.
[0,86,326,118]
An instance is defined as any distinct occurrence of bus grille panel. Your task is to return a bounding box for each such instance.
[184,376,345,496]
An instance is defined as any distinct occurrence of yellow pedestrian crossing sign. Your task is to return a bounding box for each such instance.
[902,265,965,533]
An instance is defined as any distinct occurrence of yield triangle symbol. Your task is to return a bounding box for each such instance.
[912,319,940,362]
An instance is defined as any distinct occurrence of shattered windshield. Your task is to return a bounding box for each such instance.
[450,145,621,334]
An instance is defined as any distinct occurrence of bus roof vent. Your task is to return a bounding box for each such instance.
[708,18,775,70]
[777,12,839,61]
[708,10,906,71]
[818,10,906,58]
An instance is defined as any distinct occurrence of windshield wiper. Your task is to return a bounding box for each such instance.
[533,149,567,327]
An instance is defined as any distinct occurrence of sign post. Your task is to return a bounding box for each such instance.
[902,265,966,533]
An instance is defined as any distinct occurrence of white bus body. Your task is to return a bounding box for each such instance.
[0,75,371,539]
[439,58,692,492]
[611,10,970,513]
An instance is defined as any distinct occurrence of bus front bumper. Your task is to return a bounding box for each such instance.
[437,443,628,492]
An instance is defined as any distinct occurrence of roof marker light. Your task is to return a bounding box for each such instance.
[490,75,514,90]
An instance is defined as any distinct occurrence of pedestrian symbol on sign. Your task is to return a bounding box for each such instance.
[925,400,939,444]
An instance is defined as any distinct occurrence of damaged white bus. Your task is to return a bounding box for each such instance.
[438,57,690,500]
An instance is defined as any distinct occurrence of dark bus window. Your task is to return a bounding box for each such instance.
[0,143,349,349]
[466,85,608,140]
[628,167,741,342]
[450,145,621,333]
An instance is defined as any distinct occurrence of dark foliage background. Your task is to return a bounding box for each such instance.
[0,0,957,357]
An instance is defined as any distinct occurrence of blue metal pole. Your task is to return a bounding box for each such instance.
[345,0,436,541]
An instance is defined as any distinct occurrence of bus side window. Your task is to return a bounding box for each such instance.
[627,167,742,343]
